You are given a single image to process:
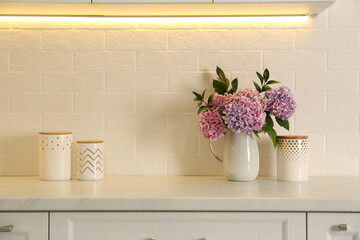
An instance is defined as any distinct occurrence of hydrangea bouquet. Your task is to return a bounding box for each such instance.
[193,67,296,148]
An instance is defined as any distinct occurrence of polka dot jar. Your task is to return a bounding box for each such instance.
[39,132,73,181]
[276,135,309,182]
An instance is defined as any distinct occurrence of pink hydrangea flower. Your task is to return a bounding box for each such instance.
[197,109,225,141]
[223,89,266,135]
[233,88,267,111]
[212,93,233,112]
[266,87,296,120]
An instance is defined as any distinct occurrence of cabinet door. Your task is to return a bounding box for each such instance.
[308,213,360,240]
[0,212,48,240]
[0,0,90,2]
[51,212,305,240]
[213,0,331,2]
[93,0,211,3]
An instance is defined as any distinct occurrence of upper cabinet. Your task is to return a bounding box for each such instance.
[213,0,331,2]
[93,0,211,3]
[0,0,96,16]
[210,0,334,16]
[0,0,90,2]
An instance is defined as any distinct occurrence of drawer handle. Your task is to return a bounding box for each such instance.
[339,224,347,231]
[0,225,13,232]
[148,238,206,240]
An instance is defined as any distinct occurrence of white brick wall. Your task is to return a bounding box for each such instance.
[11,51,73,71]
[0,0,359,177]
[107,30,167,50]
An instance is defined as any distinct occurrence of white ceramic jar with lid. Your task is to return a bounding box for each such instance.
[276,135,309,182]
[76,140,104,181]
[39,131,73,181]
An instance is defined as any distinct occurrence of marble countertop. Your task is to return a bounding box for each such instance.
[0,176,359,212]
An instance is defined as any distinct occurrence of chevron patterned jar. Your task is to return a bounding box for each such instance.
[76,140,104,181]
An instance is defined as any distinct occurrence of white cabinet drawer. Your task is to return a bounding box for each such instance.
[51,212,305,240]
[308,213,360,240]
[0,212,48,240]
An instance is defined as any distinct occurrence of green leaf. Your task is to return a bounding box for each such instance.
[225,79,230,89]
[256,71,264,84]
[201,89,206,99]
[216,66,226,82]
[208,94,214,105]
[267,128,277,149]
[266,114,274,128]
[228,89,235,94]
[197,102,202,107]
[266,80,280,85]
[193,97,198,102]
[213,80,227,94]
[253,130,260,139]
[253,81,262,93]
[197,106,207,114]
[262,115,274,132]
[262,85,272,92]
[263,68,269,81]
[275,117,290,131]
[216,66,230,88]
[231,78,238,92]
[192,91,202,101]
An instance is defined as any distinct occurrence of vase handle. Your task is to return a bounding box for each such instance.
[209,141,223,163]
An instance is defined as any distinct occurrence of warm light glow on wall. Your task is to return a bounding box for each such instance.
[0,16,309,23]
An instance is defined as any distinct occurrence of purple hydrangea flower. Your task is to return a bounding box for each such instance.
[223,88,266,135]
[266,86,296,120]
[197,109,226,141]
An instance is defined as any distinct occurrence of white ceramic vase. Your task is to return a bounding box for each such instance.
[210,130,259,181]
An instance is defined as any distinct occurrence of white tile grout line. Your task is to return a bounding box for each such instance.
[197,50,200,72]
[166,29,169,50]
[323,133,327,156]
[324,92,328,113]
[357,113,360,135]
[292,29,296,50]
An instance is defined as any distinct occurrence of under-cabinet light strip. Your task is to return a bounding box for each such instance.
[0,15,310,22]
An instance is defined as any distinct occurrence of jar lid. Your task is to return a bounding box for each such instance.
[277,135,308,139]
[77,140,104,143]
[39,131,72,135]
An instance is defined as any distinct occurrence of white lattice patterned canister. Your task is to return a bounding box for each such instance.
[39,132,73,181]
[276,135,309,182]
[76,140,104,181]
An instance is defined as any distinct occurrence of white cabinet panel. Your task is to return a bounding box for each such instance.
[213,0,331,2]
[51,212,306,240]
[0,0,90,2]
[0,212,48,240]
[211,0,333,16]
[93,0,211,3]
[308,213,360,240]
